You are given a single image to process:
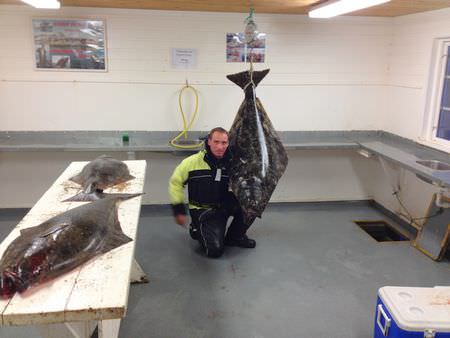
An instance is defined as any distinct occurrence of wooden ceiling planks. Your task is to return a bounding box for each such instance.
[0,0,450,16]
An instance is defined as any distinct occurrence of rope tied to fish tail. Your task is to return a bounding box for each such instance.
[243,56,255,91]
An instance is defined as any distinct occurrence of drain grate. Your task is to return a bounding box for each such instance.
[354,220,409,242]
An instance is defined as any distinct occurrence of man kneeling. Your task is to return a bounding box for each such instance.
[168,127,255,258]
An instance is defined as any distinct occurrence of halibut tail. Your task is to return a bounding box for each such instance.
[226,69,270,90]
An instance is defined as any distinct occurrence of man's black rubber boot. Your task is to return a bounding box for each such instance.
[224,235,256,248]
[189,225,199,240]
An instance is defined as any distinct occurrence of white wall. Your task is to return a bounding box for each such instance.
[373,8,450,226]
[0,5,392,209]
[0,5,392,131]
[386,7,450,140]
[0,4,447,225]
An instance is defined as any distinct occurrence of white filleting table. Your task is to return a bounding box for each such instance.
[0,160,147,338]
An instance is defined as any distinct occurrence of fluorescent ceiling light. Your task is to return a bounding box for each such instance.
[21,0,60,9]
[309,0,390,18]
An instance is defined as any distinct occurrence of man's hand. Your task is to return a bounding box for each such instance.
[175,214,187,227]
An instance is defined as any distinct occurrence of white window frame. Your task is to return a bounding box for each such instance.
[421,37,450,152]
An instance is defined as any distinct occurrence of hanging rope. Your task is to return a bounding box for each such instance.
[170,82,204,149]
[244,7,255,24]
[243,56,255,91]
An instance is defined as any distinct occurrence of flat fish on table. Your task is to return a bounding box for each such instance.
[65,155,135,202]
[0,194,141,298]
[227,69,288,225]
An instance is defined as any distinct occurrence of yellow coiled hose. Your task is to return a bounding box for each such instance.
[170,84,204,149]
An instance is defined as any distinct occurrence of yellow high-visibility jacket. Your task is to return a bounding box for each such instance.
[168,149,230,216]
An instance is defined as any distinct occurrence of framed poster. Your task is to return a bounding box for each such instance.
[226,32,266,63]
[32,18,107,71]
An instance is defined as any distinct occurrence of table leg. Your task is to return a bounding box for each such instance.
[37,321,96,338]
[130,259,148,283]
[98,318,121,338]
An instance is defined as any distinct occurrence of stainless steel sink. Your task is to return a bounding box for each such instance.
[416,160,450,171]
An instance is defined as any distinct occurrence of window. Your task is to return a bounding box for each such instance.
[423,39,450,151]
[436,44,450,141]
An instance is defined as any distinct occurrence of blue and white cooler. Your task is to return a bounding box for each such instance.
[374,286,450,338]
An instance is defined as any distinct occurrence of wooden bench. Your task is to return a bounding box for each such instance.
[0,160,147,338]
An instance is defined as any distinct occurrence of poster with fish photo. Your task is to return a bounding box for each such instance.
[226,32,266,63]
[32,18,107,71]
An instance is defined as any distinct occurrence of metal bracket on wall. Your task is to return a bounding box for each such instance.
[357,148,372,158]
[413,193,450,261]
[436,189,450,208]
[127,151,136,160]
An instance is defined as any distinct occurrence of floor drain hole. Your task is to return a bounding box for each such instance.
[354,220,409,242]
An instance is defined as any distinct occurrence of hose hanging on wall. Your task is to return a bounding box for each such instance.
[170,81,204,149]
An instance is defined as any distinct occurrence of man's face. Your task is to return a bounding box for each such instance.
[207,132,229,159]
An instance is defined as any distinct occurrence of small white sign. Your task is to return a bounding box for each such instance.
[172,48,197,69]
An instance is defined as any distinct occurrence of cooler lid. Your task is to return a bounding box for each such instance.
[379,286,450,332]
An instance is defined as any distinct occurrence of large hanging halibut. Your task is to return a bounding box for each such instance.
[227,69,288,225]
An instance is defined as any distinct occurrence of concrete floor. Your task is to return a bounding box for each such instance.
[0,202,449,338]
